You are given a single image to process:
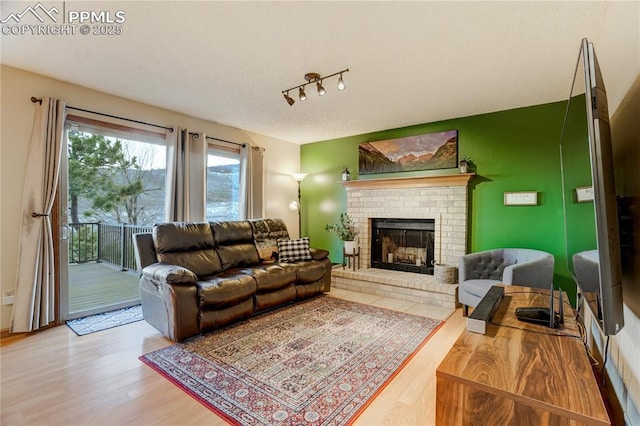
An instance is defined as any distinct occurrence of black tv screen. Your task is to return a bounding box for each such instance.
[560,38,624,336]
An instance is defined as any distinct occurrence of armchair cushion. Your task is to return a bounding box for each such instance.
[460,250,507,281]
[462,278,503,299]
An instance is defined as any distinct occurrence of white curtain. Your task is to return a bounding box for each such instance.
[164,128,207,222]
[239,144,264,219]
[11,98,66,333]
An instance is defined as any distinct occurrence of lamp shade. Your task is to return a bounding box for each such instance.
[292,172,308,182]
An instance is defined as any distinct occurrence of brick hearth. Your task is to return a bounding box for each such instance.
[332,267,458,308]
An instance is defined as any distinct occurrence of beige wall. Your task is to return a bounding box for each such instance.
[0,65,301,329]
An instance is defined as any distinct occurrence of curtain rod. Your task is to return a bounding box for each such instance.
[190,132,246,148]
[31,97,173,132]
[31,97,246,147]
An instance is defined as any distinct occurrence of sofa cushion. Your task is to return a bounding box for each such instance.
[254,286,296,312]
[153,222,222,277]
[199,298,254,332]
[212,221,261,269]
[293,260,327,283]
[277,237,313,262]
[239,263,297,292]
[197,271,256,309]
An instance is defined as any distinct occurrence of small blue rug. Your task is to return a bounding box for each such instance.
[66,305,143,336]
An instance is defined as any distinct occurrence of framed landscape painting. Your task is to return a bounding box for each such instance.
[359,130,458,175]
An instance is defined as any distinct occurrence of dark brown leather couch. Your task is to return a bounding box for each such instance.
[133,218,331,342]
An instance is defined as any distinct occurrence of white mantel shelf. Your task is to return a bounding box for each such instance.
[340,173,475,190]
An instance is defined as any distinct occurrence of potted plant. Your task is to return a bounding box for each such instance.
[325,213,358,254]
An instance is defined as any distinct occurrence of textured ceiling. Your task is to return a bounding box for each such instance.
[1,1,611,143]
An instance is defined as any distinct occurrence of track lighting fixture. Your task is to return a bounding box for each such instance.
[282,68,349,106]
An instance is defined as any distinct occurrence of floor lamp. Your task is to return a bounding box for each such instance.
[291,173,308,238]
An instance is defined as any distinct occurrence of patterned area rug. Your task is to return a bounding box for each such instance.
[66,305,143,336]
[140,296,443,425]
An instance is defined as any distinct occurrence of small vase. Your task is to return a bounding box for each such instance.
[341,167,351,181]
[344,240,358,255]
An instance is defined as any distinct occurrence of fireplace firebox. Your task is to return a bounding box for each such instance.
[370,218,435,274]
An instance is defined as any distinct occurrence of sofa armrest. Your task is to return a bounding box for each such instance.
[310,247,329,261]
[142,263,198,285]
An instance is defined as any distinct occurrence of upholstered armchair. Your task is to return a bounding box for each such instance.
[458,248,554,316]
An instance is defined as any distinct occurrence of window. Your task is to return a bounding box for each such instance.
[65,119,167,227]
[206,143,241,222]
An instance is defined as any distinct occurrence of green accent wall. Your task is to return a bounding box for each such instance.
[301,100,587,304]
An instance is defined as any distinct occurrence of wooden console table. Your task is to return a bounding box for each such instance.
[436,286,610,425]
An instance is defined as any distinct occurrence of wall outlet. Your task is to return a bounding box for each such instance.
[3,290,15,305]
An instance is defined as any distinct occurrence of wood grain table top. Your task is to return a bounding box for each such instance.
[436,286,610,425]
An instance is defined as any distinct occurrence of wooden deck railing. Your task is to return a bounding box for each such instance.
[69,223,152,271]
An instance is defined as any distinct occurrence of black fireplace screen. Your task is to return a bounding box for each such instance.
[370,218,435,274]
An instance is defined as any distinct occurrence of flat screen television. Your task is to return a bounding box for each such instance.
[560,38,624,335]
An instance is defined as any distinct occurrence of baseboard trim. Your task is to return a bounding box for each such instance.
[0,328,28,342]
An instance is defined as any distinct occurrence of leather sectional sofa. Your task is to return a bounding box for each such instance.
[133,218,331,341]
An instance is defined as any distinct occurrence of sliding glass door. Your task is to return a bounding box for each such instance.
[59,120,166,321]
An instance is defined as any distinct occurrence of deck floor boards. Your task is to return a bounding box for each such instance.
[68,263,140,313]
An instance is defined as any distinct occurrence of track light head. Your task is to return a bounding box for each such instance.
[337,73,346,91]
[298,86,307,101]
[317,80,326,96]
[283,91,295,106]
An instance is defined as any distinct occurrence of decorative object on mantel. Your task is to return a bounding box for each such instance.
[325,213,358,254]
[459,158,468,174]
[341,166,351,181]
[459,155,475,174]
[504,191,538,206]
[282,69,349,106]
[359,129,458,174]
[433,214,458,284]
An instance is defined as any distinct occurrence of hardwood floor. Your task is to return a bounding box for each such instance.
[0,288,466,425]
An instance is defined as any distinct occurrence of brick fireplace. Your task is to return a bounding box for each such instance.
[331,173,473,308]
